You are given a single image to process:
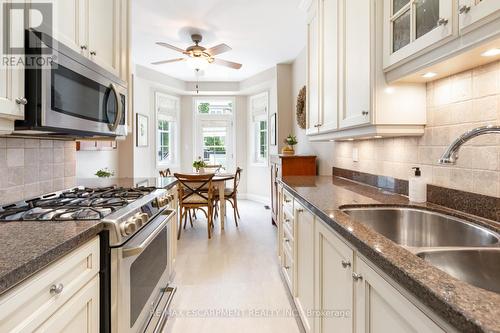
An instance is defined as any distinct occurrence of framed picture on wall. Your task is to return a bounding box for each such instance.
[136,114,149,147]
[270,113,277,146]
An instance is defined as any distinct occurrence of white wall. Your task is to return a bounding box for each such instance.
[292,48,335,175]
[76,150,120,178]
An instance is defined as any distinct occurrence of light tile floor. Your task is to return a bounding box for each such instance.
[163,200,301,333]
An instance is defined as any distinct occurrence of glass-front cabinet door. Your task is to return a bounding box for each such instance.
[458,0,500,32]
[383,0,454,69]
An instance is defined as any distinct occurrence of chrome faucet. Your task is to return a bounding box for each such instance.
[438,125,500,164]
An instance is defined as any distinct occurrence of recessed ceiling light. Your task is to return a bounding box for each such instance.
[422,72,437,78]
[481,48,500,57]
[384,87,395,94]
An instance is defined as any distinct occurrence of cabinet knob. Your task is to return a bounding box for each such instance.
[341,259,351,268]
[80,45,87,50]
[297,208,304,213]
[459,5,470,14]
[90,51,97,56]
[284,265,290,270]
[437,17,449,26]
[362,111,369,116]
[284,238,290,243]
[352,272,363,281]
[49,283,64,295]
[15,97,28,105]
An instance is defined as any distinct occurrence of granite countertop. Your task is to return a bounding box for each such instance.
[0,177,178,296]
[0,220,103,295]
[280,176,500,333]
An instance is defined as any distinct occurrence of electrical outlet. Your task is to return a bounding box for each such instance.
[352,148,359,162]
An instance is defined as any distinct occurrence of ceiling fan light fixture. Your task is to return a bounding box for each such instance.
[188,56,209,70]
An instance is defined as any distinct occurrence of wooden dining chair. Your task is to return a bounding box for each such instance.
[159,168,171,177]
[214,167,243,226]
[174,173,216,239]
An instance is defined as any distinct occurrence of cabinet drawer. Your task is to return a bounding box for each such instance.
[283,190,294,212]
[0,237,100,332]
[282,247,294,291]
[283,209,294,237]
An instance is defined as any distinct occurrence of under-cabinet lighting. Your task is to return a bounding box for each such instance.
[422,72,437,78]
[329,140,335,142]
[347,138,354,141]
[481,48,500,57]
[373,135,383,139]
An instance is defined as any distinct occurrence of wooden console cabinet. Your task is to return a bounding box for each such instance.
[270,155,316,225]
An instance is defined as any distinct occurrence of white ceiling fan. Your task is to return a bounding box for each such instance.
[152,34,243,70]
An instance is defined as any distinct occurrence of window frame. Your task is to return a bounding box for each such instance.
[249,92,269,167]
[155,91,180,168]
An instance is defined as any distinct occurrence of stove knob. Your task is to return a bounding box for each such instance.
[138,213,149,224]
[121,220,137,236]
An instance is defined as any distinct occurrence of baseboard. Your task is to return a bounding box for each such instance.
[240,193,271,205]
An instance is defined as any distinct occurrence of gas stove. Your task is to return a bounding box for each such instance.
[0,185,175,246]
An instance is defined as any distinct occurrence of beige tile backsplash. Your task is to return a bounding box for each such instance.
[334,61,500,197]
[0,138,76,205]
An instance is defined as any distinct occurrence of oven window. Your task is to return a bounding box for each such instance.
[129,227,168,327]
[51,65,108,123]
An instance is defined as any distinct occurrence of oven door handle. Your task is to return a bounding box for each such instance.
[122,209,176,258]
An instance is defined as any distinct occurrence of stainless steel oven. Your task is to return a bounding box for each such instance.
[16,30,127,137]
[111,208,177,333]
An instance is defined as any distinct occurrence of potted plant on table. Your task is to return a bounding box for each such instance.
[193,157,207,173]
[282,134,298,155]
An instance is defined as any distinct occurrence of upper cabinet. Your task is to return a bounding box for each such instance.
[384,0,500,82]
[305,0,427,141]
[383,0,454,69]
[459,0,500,32]
[0,0,26,134]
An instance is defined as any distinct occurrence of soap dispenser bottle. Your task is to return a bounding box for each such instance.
[409,167,427,203]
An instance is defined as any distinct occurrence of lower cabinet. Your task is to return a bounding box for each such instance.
[314,220,354,333]
[35,276,99,333]
[278,192,447,333]
[354,258,445,333]
[0,236,100,332]
[295,202,315,333]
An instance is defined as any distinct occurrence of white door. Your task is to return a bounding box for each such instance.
[35,276,99,333]
[319,0,339,134]
[315,221,354,333]
[294,204,315,333]
[88,0,119,75]
[383,0,454,68]
[340,0,371,129]
[306,0,320,136]
[459,0,500,32]
[196,120,234,171]
[354,257,445,333]
[0,0,25,131]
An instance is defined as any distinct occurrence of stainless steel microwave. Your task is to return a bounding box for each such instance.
[15,31,127,137]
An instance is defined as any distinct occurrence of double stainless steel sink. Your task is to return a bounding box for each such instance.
[342,207,500,294]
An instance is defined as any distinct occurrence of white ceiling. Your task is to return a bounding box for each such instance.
[132,0,306,82]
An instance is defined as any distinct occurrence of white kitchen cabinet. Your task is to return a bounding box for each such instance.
[319,0,339,133]
[0,0,26,134]
[50,0,85,54]
[354,256,445,333]
[305,0,427,141]
[340,0,371,129]
[88,0,120,76]
[0,237,100,332]
[306,0,321,136]
[314,219,354,333]
[459,0,500,32]
[294,202,315,333]
[383,0,454,70]
[35,276,99,333]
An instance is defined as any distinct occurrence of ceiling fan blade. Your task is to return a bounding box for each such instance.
[206,43,232,56]
[151,58,186,65]
[213,58,242,69]
[156,42,186,54]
